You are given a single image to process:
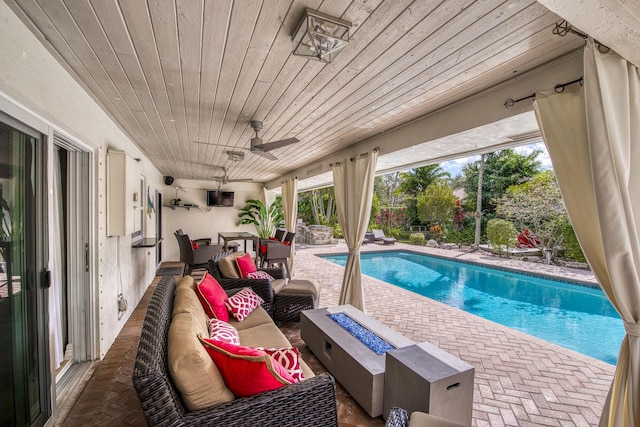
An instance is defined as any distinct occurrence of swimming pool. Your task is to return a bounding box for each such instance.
[321,250,624,364]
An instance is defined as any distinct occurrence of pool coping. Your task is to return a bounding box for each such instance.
[316,248,601,289]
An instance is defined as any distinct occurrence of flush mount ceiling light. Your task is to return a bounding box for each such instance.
[292,8,351,63]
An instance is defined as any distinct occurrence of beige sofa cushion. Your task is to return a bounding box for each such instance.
[271,278,287,294]
[228,306,274,331]
[238,323,292,349]
[168,312,234,410]
[218,252,246,278]
[173,276,207,318]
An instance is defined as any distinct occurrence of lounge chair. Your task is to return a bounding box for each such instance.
[372,229,396,245]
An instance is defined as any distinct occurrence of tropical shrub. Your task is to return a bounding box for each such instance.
[428,224,443,242]
[560,217,587,262]
[486,219,517,256]
[237,199,284,238]
[409,232,425,245]
[416,181,457,228]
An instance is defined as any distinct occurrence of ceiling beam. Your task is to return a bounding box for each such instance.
[266,49,583,190]
[537,0,640,67]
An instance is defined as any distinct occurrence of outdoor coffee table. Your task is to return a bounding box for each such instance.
[300,305,414,417]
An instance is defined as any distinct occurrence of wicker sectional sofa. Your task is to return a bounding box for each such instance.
[132,273,338,426]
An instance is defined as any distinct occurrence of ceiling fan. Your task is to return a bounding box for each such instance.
[212,166,252,185]
[192,120,299,161]
[248,120,299,161]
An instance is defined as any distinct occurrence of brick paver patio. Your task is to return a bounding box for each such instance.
[295,242,614,427]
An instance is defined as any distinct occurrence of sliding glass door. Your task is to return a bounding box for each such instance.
[0,115,50,426]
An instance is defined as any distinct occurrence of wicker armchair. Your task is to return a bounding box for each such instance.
[207,251,286,315]
[132,275,338,427]
[259,234,294,279]
[175,232,222,274]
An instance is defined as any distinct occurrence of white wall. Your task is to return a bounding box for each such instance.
[162,179,263,260]
[0,2,162,358]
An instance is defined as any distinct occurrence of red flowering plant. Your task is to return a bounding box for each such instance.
[375,207,406,237]
[453,199,466,231]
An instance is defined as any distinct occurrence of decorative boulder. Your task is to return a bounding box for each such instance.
[426,239,439,248]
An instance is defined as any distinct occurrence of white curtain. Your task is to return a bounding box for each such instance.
[332,149,378,312]
[533,41,640,427]
[49,147,65,369]
[281,177,298,275]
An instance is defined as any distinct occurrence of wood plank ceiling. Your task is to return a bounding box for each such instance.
[5,0,582,183]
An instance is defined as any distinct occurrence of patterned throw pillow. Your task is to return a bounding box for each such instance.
[246,271,275,281]
[198,336,294,397]
[256,347,305,383]
[207,318,240,345]
[235,253,257,278]
[224,287,264,321]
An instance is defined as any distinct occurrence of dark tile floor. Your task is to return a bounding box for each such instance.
[60,266,384,427]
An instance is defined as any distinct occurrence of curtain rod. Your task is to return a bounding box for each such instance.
[504,77,583,109]
[552,20,609,53]
[330,147,380,166]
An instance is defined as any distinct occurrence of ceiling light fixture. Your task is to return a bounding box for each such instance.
[292,8,351,63]
[227,151,245,162]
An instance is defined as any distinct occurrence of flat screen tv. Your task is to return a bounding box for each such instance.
[207,190,234,207]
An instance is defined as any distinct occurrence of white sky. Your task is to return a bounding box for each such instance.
[440,141,552,177]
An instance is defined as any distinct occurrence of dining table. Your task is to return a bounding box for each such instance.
[217,231,259,258]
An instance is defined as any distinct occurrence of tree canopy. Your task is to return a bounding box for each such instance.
[461,149,542,214]
[416,181,457,227]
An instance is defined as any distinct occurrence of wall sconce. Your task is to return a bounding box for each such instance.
[292,8,351,63]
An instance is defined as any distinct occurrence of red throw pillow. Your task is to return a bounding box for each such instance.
[207,318,240,345]
[235,253,257,278]
[225,287,264,321]
[196,272,229,321]
[191,240,199,250]
[256,347,305,383]
[199,336,294,397]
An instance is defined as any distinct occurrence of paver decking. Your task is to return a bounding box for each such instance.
[297,242,614,426]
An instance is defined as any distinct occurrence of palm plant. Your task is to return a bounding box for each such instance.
[237,199,284,238]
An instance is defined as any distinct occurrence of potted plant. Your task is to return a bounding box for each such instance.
[237,199,284,238]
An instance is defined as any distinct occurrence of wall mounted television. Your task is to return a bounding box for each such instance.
[206,190,234,207]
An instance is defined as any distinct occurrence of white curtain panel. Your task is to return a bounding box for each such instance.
[332,149,378,312]
[533,41,640,427]
[281,177,298,274]
[50,147,65,369]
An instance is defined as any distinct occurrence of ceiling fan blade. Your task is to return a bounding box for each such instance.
[251,149,278,161]
[253,137,299,152]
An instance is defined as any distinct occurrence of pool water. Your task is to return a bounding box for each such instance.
[321,250,624,365]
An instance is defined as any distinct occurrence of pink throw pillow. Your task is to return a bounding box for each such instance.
[196,272,229,321]
[256,347,305,383]
[207,318,240,345]
[225,287,264,321]
[235,253,257,278]
[246,271,275,281]
[199,336,294,397]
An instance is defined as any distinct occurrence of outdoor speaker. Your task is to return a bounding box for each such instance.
[163,176,174,185]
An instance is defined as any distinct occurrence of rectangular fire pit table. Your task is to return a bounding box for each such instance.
[300,305,414,417]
